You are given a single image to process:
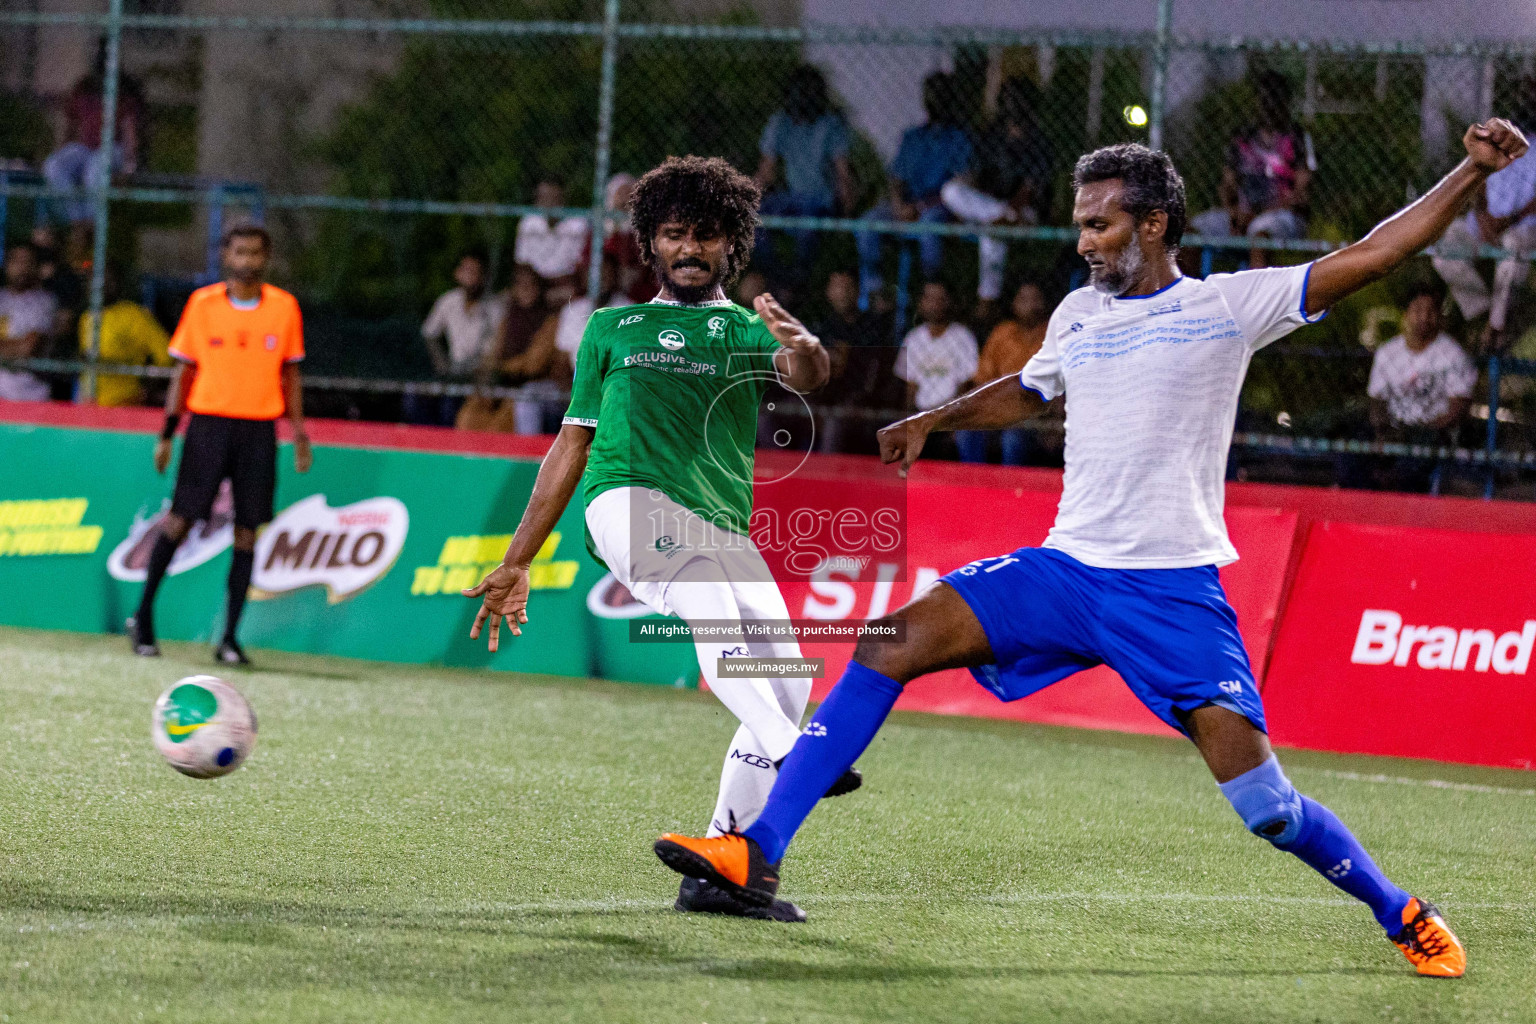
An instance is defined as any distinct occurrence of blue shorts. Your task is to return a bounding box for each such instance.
[940,546,1266,736]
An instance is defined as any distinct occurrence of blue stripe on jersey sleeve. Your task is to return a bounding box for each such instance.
[1019,376,1051,404]
[1299,262,1329,324]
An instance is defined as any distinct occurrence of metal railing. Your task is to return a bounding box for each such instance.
[3,0,1536,495]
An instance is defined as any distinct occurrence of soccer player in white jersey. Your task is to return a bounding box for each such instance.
[655,120,1530,974]
[464,156,860,922]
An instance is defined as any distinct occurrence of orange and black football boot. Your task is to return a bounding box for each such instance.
[824,766,862,797]
[1389,897,1466,978]
[654,832,779,907]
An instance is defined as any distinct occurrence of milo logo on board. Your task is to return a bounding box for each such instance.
[253,494,409,604]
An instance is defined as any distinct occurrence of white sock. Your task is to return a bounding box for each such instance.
[706,724,779,836]
[704,665,813,836]
[664,570,805,761]
[661,549,816,834]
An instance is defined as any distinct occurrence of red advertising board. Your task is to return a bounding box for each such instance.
[762,472,1299,738]
[1264,521,1536,769]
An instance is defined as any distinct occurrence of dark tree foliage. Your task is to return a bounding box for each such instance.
[306,2,795,314]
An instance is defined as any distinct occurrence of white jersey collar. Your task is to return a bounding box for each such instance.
[648,294,734,308]
[1113,276,1186,302]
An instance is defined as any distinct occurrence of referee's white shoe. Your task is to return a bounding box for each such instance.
[214,638,251,667]
[125,616,160,658]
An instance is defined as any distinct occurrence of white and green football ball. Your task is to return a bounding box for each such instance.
[151,675,257,779]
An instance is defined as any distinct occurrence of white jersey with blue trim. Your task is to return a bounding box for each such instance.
[1019,263,1325,570]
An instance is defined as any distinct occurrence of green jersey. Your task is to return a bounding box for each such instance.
[563,298,782,543]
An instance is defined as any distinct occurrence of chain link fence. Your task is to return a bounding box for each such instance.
[3,0,1536,495]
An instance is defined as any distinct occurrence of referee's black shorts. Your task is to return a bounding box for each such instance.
[171,413,278,530]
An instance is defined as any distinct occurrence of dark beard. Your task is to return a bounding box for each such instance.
[657,263,724,304]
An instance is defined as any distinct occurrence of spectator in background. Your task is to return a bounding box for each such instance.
[77,264,170,407]
[600,173,653,304]
[456,263,549,433]
[1432,76,1536,352]
[30,224,84,322]
[735,270,770,308]
[1368,279,1477,491]
[0,242,58,402]
[551,254,627,388]
[857,73,974,306]
[494,263,553,372]
[956,281,1049,465]
[1189,170,1245,240]
[941,76,1054,311]
[1223,71,1313,250]
[507,263,630,434]
[1183,164,1248,287]
[810,268,896,453]
[895,279,977,416]
[42,40,145,230]
[754,64,856,286]
[412,250,506,426]
[514,177,589,284]
[26,224,82,398]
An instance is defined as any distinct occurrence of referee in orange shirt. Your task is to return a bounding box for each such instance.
[128,222,312,665]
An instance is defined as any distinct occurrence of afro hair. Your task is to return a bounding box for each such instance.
[628,155,761,286]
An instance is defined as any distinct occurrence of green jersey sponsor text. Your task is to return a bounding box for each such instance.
[564,301,781,551]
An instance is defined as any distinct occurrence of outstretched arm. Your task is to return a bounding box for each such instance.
[1305,120,1529,314]
[760,293,830,392]
[877,376,1049,478]
[464,422,593,650]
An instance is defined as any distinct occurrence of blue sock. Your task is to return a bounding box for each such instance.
[743,662,903,862]
[1220,757,1412,932]
[1280,796,1413,932]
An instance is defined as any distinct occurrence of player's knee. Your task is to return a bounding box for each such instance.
[852,618,912,684]
[233,527,257,552]
[1217,755,1305,848]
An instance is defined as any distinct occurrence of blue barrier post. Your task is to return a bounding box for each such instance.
[893,243,913,340]
[587,0,620,303]
[1148,0,1173,151]
[1484,355,1501,499]
[80,0,125,404]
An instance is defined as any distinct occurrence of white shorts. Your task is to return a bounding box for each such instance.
[584,486,798,647]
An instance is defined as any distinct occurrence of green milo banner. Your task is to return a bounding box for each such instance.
[0,421,697,687]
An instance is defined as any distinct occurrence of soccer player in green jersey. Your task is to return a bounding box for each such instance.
[465,156,854,921]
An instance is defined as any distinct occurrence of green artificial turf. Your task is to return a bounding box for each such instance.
[1,625,1533,1023]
